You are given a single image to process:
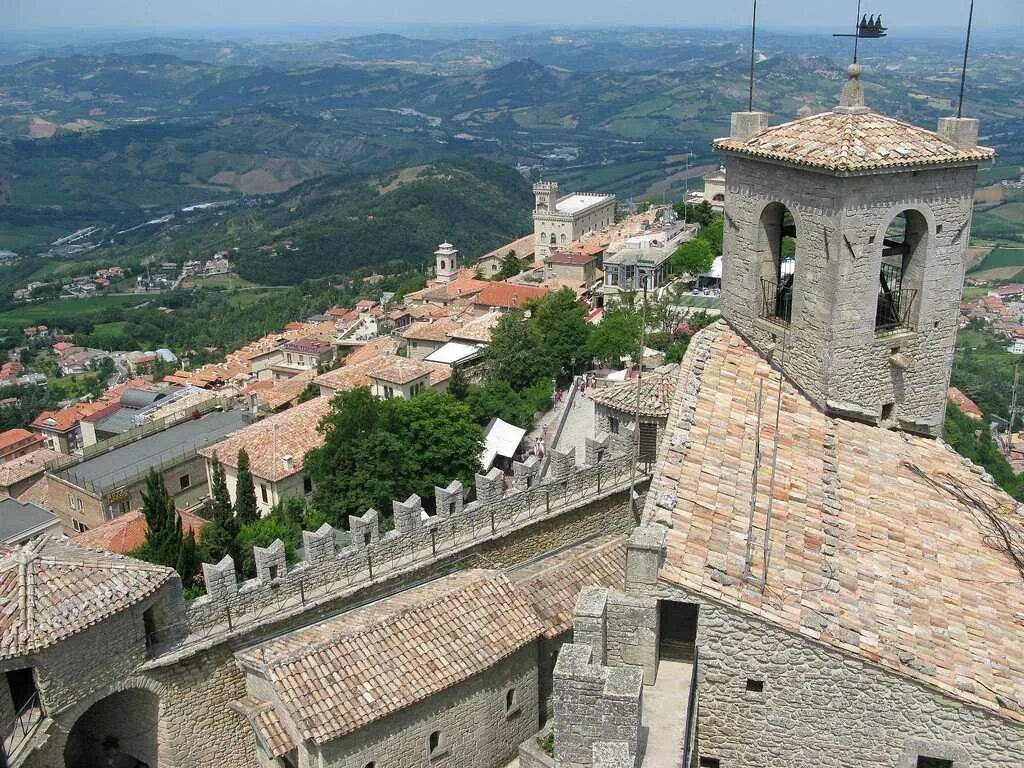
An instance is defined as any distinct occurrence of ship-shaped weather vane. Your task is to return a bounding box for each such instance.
[832,0,888,63]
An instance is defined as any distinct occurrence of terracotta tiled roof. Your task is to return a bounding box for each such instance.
[236,570,544,743]
[0,535,175,658]
[31,402,107,433]
[368,356,451,386]
[258,370,316,411]
[198,395,331,482]
[0,448,60,488]
[343,337,401,367]
[510,534,626,638]
[713,109,995,173]
[948,386,984,420]
[313,361,376,393]
[473,282,550,310]
[72,509,206,555]
[588,374,675,418]
[646,322,1024,722]
[405,273,489,304]
[231,697,296,758]
[400,318,463,343]
[0,429,44,453]
[450,312,502,344]
[478,233,536,263]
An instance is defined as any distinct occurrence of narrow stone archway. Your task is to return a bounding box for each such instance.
[64,688,159,768]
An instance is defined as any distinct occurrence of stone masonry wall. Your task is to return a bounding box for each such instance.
[313,645,539,768]
[644,578,1024,767]
[721,153,978,435]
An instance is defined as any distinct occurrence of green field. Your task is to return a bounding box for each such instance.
[0,295,148,329]
[187,273,259,290]
[227,288,287,309]
[961,285,991,301]
[969,246,1024,273]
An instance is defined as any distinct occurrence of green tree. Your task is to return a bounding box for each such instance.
[209,453,232,522]
[234,448,260,526]
[671,238,714,276]
[305,388,483,525]
[530,288,591,382]
[485,311,543,391]
[674,199,714,227]
[175,529,199,589]
[447,365,470,400]
[587,308,642,367]
[138,469,180,568]
[495,250,526,280]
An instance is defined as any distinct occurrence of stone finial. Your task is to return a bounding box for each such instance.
[838,63,867,111]
[434,481,463,519]
[202,555,237,599]
[392,494,424,532]
[937,116,980,148]
[474,467,505,505]
[348,509,379,549]
[625,525,667,591]
[512,455,539,490]
[729,110,769,140]
[253,538,286,583]
[548,447,575,480]
[302,522,336,565]
[574,587,609,664]
[585,432,611,466]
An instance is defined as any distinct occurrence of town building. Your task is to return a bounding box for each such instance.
[948,386,983,419]
[0,497,60,546]
[588,373,675,464]
[475,234,536,276]
[73,507,207,555]
[30,402,108,455]
[367,356,452,400]
[273,338,334,381]
[473,282,550,312]
[533,182,616,265]
[434,242,460,284]
[401,318,466,360]
[45,407,248,533]
[701,165,727,212]
[0,429,45,464]
[601,226,680,299]
[198,395,332,515]
[545,243,603,288]
[0,447,60,502]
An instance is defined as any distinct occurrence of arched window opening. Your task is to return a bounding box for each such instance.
[560,234,566,244]
[540,231,546,243]
[758,203,797,325]
[713,193,725,203]
[439,260,446,271]
[550,234,557,245]
[875,210,926,334]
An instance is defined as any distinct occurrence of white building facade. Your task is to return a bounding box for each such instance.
[533,182,616,265]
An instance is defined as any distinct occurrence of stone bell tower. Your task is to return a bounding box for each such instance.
[714,64,995,436]
[434,242,459,284]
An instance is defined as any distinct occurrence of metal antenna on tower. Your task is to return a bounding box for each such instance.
[833,1,888,64]
[956,0,975,118]
[747,0,758,111]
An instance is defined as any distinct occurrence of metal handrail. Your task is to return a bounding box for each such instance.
[681,646,699,768]
[875,264,916,333]
[3,690,43,763]
[759,278,792,325]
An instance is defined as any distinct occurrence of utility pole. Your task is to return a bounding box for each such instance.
[627,279,649,520]
[1009,363,1020,450]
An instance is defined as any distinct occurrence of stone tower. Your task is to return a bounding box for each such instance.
[714,65,995,436]
[533,180,558,214]
[434,242,459,284]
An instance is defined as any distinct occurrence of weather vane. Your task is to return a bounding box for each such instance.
[833,0,889,64]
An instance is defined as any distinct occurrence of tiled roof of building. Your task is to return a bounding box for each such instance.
[547,248,600,266]
[258,370,316,411]
[0,534,175,659]
[646,322,1024,723]
[0,448,60,489]
[231,697,296,758]
[368,356,451,386]
[72,508,207,554]
[478,233,536,263]
[313,360,377,393]
[451,312,501,344]
[400,318,463,343]
[405,271,489,304]
[236,570,544,744]
[713,109,996,173]
[473,282,550,310]
[0,429,43,453]
[948,386,984,420]
[198,395,331,482]
[31,401,108,433]
[588,373,675,418]
[510,534,626,638]
[343,337,401,367]
[282,338,333,355]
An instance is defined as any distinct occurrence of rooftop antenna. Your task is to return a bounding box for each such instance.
[832,1,888,64]
[956,0,975,118]
[747,0,758,111]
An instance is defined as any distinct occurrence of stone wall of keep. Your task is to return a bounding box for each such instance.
[645,580,1024,768]
[312,644,539,768]
[721,154,978,435]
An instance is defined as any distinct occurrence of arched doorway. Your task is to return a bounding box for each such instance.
[64,688,159,768]
[757,202,797,325]
[875,209,927,333]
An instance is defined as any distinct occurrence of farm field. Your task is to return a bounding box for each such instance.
[0,294,148,329]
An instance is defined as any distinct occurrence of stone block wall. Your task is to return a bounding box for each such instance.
[551,643,643,768]
[314,645,539,768]
[720,150,979,435]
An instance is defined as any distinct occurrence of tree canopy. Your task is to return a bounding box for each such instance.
[304,388,483,526]
[586,307,642,367]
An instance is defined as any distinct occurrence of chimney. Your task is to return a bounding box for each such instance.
[730,111,769,140]
[937,116,980,149]
[282,455,293,472]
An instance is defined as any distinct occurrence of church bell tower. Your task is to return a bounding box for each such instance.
[434,242,459,284]
[715,65,995,436]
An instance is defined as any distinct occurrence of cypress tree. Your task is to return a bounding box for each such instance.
[175,528,199,588]
[140,470,180,568]
[234,448,260,526]
[210,452,232,525]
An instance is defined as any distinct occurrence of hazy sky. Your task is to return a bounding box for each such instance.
[2,0,1020,33]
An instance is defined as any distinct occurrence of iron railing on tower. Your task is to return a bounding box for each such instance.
[759,278,793,326]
